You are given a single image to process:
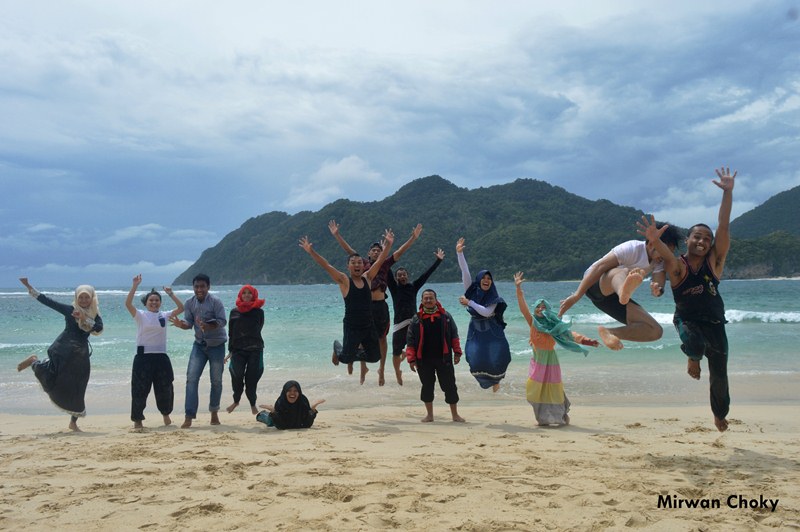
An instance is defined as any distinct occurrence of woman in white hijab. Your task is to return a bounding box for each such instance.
[17,277,103,431]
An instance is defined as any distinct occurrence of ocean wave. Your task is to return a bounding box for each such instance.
[570,310,800,324]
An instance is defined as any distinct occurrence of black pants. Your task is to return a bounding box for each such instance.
[417,356,459,404]
[674,317,730,420]
[229,349,264,406]
[131,353,174,422]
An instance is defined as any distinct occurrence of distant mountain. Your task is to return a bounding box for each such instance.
[730,185,800,238]
[174,175,800,285]
[174,176,649,285]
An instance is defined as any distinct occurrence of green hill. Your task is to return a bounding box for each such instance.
[174,175,800,285]
[730,184,800,238]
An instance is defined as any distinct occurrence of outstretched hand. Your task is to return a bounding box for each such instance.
[132,274,142,287]
[558,293,580,318]
[328,219,340,236]
[456,237,465,253]
[712,166,736,191]
[411,223,423,239]
[19,277,32,289]
[513,271,525,287]
[382,228,395,247]
[299,236,313,253]
[311,399,326,410]
[435,248,445,260]
[636,215,667,244]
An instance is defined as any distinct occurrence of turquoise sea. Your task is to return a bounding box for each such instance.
[1,279,798,416]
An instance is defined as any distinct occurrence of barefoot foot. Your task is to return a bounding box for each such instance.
[492,383,500,393]
[17,355,37,372]
[226,402,239,413]
[420,414,433,422]
[563,414,570,426]
[598,326,624,350]
[714,416,728,432]
[347,362,354,375]
[395,369,403,386]
[68,420,82,432]
[133,420,144,429]
[163,415,172,426]
[181,417,193,429]
[360,364,369,385]
[210,412,220,425]
[619,268,645,305]
[687,359,701,380]
[452,414,465,422]
[378,370,385,387]
[250,405,259,415]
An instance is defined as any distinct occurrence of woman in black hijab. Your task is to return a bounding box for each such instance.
[256,380,324,429]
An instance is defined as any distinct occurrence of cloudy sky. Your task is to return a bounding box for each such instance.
[2,1,799,287]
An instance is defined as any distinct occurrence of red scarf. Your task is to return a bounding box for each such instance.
[236,284,265,313]
[418,301,445,322]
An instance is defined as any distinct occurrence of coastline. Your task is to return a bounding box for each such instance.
[1,403,798,531]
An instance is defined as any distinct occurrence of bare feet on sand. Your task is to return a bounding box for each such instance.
[421,414,434,422]
[563,414,570,426]
[492,383,500,393]
[226,402,239,413]
[163,415,172,426]
[210,412,221,425]
[714,416,728,432]
[133,420,144,430]
[17,355,37,372]
[619,268,645,305]
[452,414,466,422]
[68,420,82,432]
[347,362,354,375]
[360,364,369,385]
[378,370,385,387]
[181,417,193,429]
[395,369,403,386]
[250,405,259,415]
[687,359,701,380]
[598,326,624,350]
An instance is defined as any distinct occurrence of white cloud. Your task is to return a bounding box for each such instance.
[99,224,165,245]
[26,223,58,233]
[283,156,385,209]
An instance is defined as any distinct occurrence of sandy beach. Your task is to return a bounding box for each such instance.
[1,403,798,531]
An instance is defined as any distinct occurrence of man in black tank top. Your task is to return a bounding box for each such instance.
[639,166,736,433]
[299,230,395,385]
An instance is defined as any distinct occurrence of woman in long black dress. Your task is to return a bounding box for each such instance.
[255,380,325,429]
[17,277,103,431]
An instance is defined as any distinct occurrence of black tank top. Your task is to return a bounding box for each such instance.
[343,276,373,328]
[671,255,725,323]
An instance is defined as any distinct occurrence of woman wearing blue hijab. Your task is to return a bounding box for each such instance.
[456,237,511,391]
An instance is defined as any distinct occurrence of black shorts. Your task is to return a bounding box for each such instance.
[585,281,640,325]
[341,325,381,364]
[371,299,390,338]
[392,323,411,356]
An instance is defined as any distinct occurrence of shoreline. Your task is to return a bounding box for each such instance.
[1,404,798,531]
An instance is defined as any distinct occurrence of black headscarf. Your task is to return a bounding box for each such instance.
[271,380,316,429]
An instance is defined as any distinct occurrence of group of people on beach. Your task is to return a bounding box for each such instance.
[17,167,736,433]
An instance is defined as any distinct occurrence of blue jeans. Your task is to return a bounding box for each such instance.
[184,341,225,419]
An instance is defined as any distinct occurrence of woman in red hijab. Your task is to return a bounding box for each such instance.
[225,285,265,414]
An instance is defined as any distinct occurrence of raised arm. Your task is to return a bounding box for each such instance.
[412,248,444,290]
[392,223,423,261]
[558,251,620,317]
[456,238,471,289]
[328,219,358,255]
[164,286,184,318]
[299,236,349,288]
[365,229,395,281]
[125,274,142,318]
[514,272,533,326]
[710,166,736,277]
[638,215,683,287]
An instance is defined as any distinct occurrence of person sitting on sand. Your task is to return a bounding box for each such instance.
[256,380,324,429]
[638,166,736,433]
[405,289,465,423]
[17,277,103,432]
[299,229,394,383]
[125,274,184,430]
[558,222,681,350]
[225,285,266,416]
[515,272,598,426]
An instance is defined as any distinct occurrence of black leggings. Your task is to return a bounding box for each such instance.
[228,349,264,406]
